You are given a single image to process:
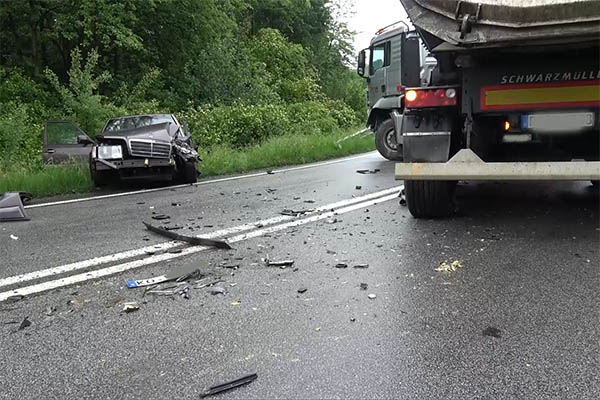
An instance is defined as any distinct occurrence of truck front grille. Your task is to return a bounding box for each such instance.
[129,140,171,158]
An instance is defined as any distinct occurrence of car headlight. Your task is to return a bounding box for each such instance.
[97,145,123,160]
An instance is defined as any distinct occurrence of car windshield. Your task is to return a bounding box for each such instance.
[102,115,174,132]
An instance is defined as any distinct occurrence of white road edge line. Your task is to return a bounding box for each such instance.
[0,191,400,302]
[24,151,377,209]
[1,186,402,289]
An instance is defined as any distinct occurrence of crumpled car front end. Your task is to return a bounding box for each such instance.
[90,122,199,186]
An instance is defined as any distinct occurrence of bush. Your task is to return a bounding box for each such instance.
[181,100,359,149]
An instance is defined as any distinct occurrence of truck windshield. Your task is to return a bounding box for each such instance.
[103,115,174,132]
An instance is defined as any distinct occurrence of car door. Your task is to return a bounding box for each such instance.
[43,120,94,163]
[368,41,391,107]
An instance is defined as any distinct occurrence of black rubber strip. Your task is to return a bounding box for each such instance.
[143,222,232,249]
[200,373,257,398]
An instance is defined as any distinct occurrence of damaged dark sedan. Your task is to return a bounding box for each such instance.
[43,114,200,186]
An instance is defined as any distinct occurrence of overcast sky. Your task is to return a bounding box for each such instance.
[345,0,409,53]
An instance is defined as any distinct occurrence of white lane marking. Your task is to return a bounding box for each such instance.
[24,152,377,209]
[1,186,401,289]
[0,191,399,301]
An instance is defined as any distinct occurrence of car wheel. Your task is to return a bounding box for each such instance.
[179,160,198,184]
[375,119,402,161]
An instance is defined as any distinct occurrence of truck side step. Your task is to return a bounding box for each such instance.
[395,149,600,181]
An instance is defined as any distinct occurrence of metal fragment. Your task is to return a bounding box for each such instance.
[143,221,232,249]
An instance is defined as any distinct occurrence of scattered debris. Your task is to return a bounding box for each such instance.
[264,258,295,268]
[18,316,31,330]
[293,196,301,200]
[143,222,232,249]
[350,317,356,322]
[399,188,406,206]
[368,294,377,299]
[334,263,348,269]
[0,192,30,222]
[127,264,202,288]
[122,303,140,313]
[266,170,275,174]
[354,264,369,269]
[304,199,315,204]
[171,202,181,207]
[151,214,170,220]
[44,306,57,316]
[105,296,124,308]
[435,260,463,272]
[168,248,182,254]
[231,300,241,306]
[297,288,308,294]
[360,283,368,290]
[356,169,380,174]
[164,225,183,231]
[194,277,225,289]
[355,185,362,190]
[10,235,18,240]
[326,249,336,255]
[200,373,258,398]
[280,209,313,217]
[482,326,502,338]
[210,286,226,295]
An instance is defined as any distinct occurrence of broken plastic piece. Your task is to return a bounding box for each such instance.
[127,264,202,288]
[266,259,295,268]
[18,316,31,331]
[297,288,308,294]
[335,263,348,269]
[368,293,377,299]
[143,222,232,249]
[151,214,170,220]
[356,169,380,174]
[200,373,258,398]
[280,209,313,217]
[482,326,502,338]
[354,264,369,269]
[0,192,30,222]
[122,302,139,313]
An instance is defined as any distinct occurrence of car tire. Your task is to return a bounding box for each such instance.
[405,180,456,218]
[91,167,110,187]
[375,119,402,161]
[179,160,198,184]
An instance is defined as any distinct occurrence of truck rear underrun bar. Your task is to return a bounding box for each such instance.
[395,149,600,181]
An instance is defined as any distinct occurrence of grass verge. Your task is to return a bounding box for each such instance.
[0,128,374,198]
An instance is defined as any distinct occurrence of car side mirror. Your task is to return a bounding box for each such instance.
[77,135,94,146]
[357,50,366,77]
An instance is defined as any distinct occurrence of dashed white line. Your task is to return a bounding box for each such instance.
[0,190,400,302]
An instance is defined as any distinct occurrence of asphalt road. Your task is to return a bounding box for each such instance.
[1,152,599,399]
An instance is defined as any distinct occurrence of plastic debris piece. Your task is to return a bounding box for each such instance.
[122,303,139,313]
[297,288,308,294]
[211,286,226,295]
[355,185,362,190]
[350,317,356,322]
[354,264,369,269]
[151,214,170,220]
[0,192,30,222]
[143,221,232,249]
[360,283,368,290]
[368,294,377,299]
[127,264,202,288]
[200,373,257,398]
[18,316,31,330]
[399,188,407,206]
[266,259,295,268]
[231,300,241,306]
[482,326,502,338]
[280,209,313,217]
[335,263,348,269]
[10,235,18,240]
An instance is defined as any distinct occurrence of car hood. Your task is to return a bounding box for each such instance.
[98,122,173,143]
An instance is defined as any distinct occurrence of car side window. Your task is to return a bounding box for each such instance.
[46,121,81,145]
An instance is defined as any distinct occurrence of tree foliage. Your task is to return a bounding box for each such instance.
[0,0,366,167]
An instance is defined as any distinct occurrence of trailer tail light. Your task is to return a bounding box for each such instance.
[405,88,458,108]
[504,121,511,131]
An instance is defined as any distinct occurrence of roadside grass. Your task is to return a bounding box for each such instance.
[0,163,92,198]
[0,128,374,198]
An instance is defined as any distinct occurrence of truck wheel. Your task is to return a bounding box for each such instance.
[179,160,198,184]
[375,119,402,161]
[405,180,455,218]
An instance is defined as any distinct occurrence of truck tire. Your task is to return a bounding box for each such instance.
[375,119,402,161]
[179,160,198,184]
[405,180,455,218]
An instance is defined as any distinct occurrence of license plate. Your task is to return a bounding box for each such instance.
[523,112,594,132]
